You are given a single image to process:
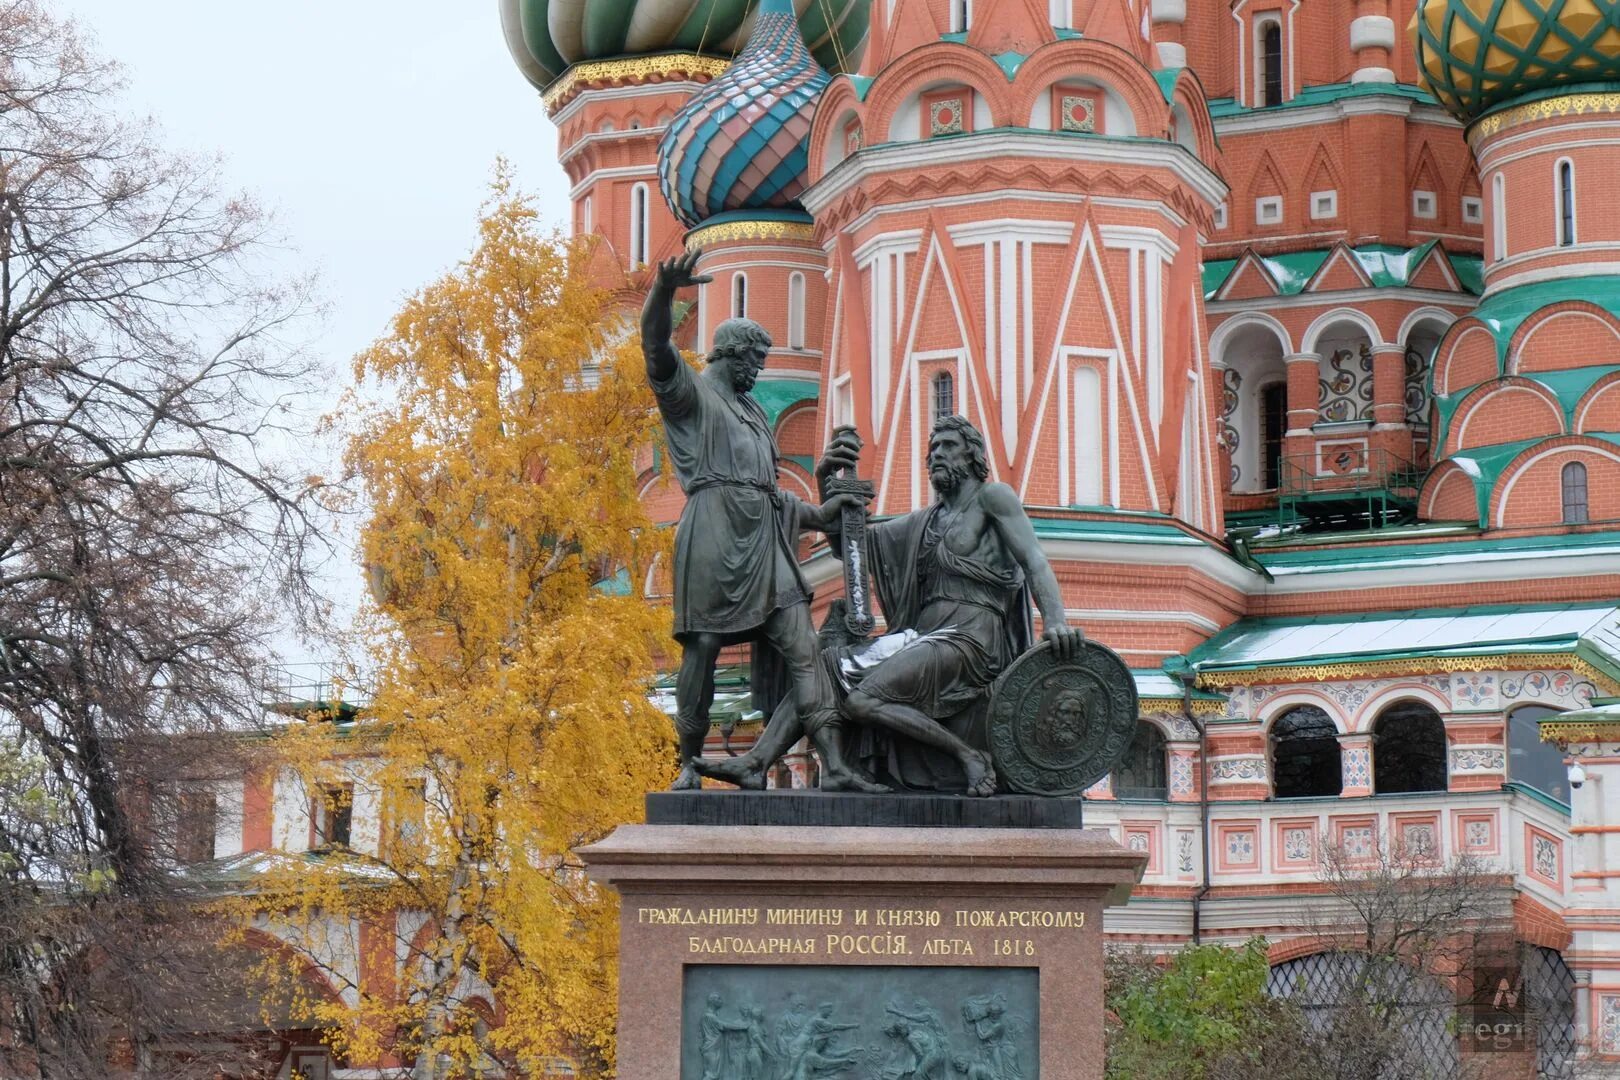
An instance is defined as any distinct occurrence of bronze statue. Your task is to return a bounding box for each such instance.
[641,250,870,790]
[694,417,1087,796]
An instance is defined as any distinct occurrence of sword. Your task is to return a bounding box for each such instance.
[824,425,876,640]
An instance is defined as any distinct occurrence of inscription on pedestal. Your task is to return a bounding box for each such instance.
[682,965,1039,1079]
[637,903,1087,961]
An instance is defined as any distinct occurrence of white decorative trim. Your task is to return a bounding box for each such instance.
[1208,286,1475,314]
[568,164,657,201]
[1350,66,1396,84]
[1157,42,1188,67]
[803,131,1229,216]
[835,188,1192,239]
[1484,256,1620,296]
[1349,15,1395,50]
[1067,607,1224,633]
[947,218,1076,245]
[1040,537,1263,592]
[559,123,669,165]
[1152,0,1187,22]
[550,79,711,126]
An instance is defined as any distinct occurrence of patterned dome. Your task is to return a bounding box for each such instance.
[1412,0,1620,122]
[656,0,829,228]
[498,0,868,88]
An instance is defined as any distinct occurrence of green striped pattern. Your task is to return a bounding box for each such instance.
[500,0,868,87]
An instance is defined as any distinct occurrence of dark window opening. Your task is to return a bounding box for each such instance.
[1271,706,1342,797]
[314,785,353,849]
[1113,721,1168,800]
[732,273,747,319]
[932,371,956,425]
[1260,381,1287,489]
[1558,161,1575,246]
[1372,701,1448,794]
[175,789,217,864]
[1562,461,1588,524]
[955,0,971,30]
[1261,23,1284,107]
[1509,705,1568,802]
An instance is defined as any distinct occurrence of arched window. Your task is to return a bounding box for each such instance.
[953,0,972,31]
[1557,160,1576,247]
[1260,381,1286,489]
[731,272,747,319]
[1372,702,1448,794]
[1259,20,1283,107]
[1493,172,1507,262]
[1508,705,1568,801]
[931,371,956,425]
[1271,706,1341,798]
[1113,721,1168,800]
[1562,461,1589,524]
[582,195,593,235]
[629,184,649,270]
[788,272,806,349]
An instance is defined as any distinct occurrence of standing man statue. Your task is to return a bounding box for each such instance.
[693,416,1085,795]
[642,250,867,789]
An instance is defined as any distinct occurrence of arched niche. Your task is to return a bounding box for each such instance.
[1371,701,1448,794]
[1215,320,1288,493]
[1112,720,1168,800]
[1271,705,1342,798]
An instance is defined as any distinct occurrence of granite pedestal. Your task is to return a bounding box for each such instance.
[580,796,1146,1079]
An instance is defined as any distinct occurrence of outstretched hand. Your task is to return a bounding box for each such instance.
[656,248,713,290]
[1043,624,1086,660]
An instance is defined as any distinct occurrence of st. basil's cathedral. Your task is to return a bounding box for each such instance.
[498,0,1620,1071]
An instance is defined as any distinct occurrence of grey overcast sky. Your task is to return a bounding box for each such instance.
[58,1,575,669]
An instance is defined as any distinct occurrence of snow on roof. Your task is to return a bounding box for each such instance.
[1191,603,1620,671]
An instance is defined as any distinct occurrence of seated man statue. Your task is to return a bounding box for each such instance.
[694,415,1084,796]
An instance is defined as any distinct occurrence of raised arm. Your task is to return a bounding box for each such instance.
[981,482,1085,659]
[640,249,712,383]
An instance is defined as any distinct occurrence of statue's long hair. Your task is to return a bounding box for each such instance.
[931,414,990,481]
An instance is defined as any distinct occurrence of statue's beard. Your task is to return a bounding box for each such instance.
[731,365,759,392]
[930,461,970,494]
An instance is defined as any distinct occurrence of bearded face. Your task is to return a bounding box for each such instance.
[729,346,767,392]
[928,430,975,494]
[930,457,971,493]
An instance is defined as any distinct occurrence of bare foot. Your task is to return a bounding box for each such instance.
[962,750,997,797]
[689,755,767,790]
[670,762,703,791]
[820,767,892,794]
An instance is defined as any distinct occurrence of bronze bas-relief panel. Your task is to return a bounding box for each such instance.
[682,964,1038,1079]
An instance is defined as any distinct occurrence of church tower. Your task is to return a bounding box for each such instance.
[801,0,1237,664]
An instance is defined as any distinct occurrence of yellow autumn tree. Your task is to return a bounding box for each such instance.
[240,173,675,1078]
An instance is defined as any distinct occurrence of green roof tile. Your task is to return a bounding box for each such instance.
[1206,80,1440,119]
[1189,601,1620,675]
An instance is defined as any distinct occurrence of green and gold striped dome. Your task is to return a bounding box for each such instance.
[498,0,869,88]
[1412,0,1620,122]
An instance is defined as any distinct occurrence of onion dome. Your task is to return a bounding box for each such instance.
[1412,0,1620,122]
[655,0,829,228]
[498,0,868,89]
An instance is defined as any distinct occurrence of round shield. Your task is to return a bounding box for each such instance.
[988,639,1140,796]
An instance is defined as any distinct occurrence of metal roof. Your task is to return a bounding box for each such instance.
[1190,602,1620,672]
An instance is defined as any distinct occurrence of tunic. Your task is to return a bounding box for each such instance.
[650,361,810,644]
